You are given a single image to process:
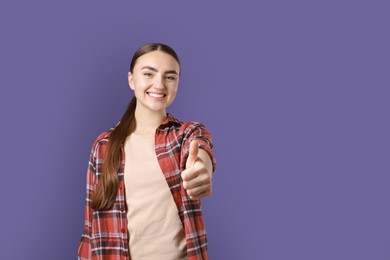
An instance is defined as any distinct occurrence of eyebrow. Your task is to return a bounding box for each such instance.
[141,66,179,75]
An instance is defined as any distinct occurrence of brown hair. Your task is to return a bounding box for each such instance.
[90,43,181,210]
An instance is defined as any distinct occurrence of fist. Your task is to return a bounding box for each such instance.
[181,140,213,200]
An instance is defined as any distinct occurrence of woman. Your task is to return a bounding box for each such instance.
[78,43,217,260]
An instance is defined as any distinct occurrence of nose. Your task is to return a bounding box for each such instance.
[153,75,165,89]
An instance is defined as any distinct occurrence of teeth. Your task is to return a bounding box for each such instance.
[148,92,164,98]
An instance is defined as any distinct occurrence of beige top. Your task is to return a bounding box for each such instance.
[123,133,187,260]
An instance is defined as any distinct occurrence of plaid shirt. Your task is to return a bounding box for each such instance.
[78,113,216,260]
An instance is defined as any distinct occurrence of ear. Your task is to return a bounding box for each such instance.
[128,72,135,90]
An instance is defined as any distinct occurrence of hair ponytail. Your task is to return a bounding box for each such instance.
[91,96,136,210]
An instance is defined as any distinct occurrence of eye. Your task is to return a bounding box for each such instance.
[165,75,177,80]
[143,72,153,77]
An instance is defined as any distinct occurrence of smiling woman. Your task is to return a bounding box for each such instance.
[77,43,217,260]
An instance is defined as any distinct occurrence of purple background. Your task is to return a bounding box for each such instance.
[0,1,389,259]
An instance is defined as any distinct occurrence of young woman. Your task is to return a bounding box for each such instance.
[78,43,217,260]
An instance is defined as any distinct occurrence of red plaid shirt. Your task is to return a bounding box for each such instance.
[78,113,216,260]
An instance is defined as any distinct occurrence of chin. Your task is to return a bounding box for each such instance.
[148,102,173,111]
[147,105,168,112]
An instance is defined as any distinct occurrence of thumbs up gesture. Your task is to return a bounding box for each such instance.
[181,140,213,200]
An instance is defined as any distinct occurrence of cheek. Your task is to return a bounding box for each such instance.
[168,90,178,104]
[168,88,178,100]
[170,84,179,93]
[133,79,150,90]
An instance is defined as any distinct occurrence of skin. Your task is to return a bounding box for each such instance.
[127,50,213,200]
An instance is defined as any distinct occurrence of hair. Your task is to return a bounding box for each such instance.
[90,43,181,210]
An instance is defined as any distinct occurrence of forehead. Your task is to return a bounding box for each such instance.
[134,51,180,72]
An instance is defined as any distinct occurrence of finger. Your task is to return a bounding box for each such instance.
[181,160,207,182]
[186,140,199,169]
[181,167,196,182]
[187,184,210,197]
[189,189,212,200]
[182,172,210,189]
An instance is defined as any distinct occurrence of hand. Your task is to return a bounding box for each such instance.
[181,140,213,200]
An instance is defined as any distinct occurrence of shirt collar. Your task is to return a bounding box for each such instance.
[159,112,182,127]
[110,112,182,134]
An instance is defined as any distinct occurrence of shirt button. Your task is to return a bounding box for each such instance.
[123,251,128,257]
[120,163,124,167]
[119,184,122,189]
[120,207,125,212]
[121,228,126,233]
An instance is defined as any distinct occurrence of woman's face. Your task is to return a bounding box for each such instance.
[128,51,180,113]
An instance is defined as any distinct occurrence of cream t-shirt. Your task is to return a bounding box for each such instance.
[123,133,187,260]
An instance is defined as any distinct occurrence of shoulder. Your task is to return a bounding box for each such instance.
[95,129,113,142]
[166,113,209,133]
[156,114,212,145]
[90,126,115,154]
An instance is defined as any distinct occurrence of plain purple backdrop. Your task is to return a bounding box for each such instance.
[0,1,389,259]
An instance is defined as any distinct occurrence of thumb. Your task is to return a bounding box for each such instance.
[186,139,199,169]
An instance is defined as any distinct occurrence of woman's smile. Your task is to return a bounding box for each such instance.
[147,91,166,99]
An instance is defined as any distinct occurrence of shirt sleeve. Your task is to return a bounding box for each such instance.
[180,122,217,174]
[77,142,97,259]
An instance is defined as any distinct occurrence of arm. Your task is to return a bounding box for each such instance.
[77,145,96,259]
[181,122,217,200]
[182,141,214,199]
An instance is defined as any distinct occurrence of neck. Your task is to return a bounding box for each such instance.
[133,105,167,135]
